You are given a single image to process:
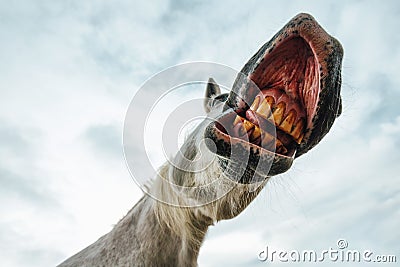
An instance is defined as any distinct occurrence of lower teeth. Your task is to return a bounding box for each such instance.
[232,93,306,147]
[231,115,289,154]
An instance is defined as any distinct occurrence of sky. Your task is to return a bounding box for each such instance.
[1,0,399,266]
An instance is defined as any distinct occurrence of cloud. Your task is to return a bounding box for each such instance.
[84,123,122,157]
[1,0,399,266]
[0,222,64,267]
[0,123,56,206]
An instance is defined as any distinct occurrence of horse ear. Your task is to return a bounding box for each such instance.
[204,78,221,113]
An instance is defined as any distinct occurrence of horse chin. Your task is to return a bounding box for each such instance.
[204,121,293,184]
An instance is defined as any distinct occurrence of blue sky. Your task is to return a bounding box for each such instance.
[1,0,399,266]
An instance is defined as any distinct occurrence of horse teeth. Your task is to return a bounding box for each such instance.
[265,96,275,107]
[275,138,287,154]
[280,110,296,134]
[291,119,305,144]
[261,131,274,146]
[275,138,283,147]
[296,133,304,144]
[233,115,243,125]
[243,119,254,132]
[272,102,286,125]
[250,125,261,140]
[256,99,271,119]
[276,142,288,154]
[250,96,260,111]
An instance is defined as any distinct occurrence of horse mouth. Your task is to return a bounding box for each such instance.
[205,13,343,182]
[216,36,317,158]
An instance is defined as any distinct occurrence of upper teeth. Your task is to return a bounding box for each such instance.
[280,110,296,133]
[243,119,254,131]
[291,119,305,143]
[233,95,306,145]
[272,102,285,125]
[250,95,260,110]
[256,98,272,119]
[250,125,261,140]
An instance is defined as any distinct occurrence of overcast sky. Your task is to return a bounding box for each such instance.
[1,1,399,266]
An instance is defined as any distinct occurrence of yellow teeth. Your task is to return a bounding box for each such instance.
[296,133,304,144]
[261,131,274,146]
[250,96,260,111]
[233,115,243,125]
[280,110,296,134]
[275,138,283,147]
[250,125,261,140]
[265,96,275,107]
[256,99,272,119]
[274,139,286,154]
[291,119,305,144]
[230,95,307,153]
[243,119,254,132]
[273,102,286,125]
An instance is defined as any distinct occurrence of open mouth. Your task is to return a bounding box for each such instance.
[214,36,319,158]
[204,13,343,182]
